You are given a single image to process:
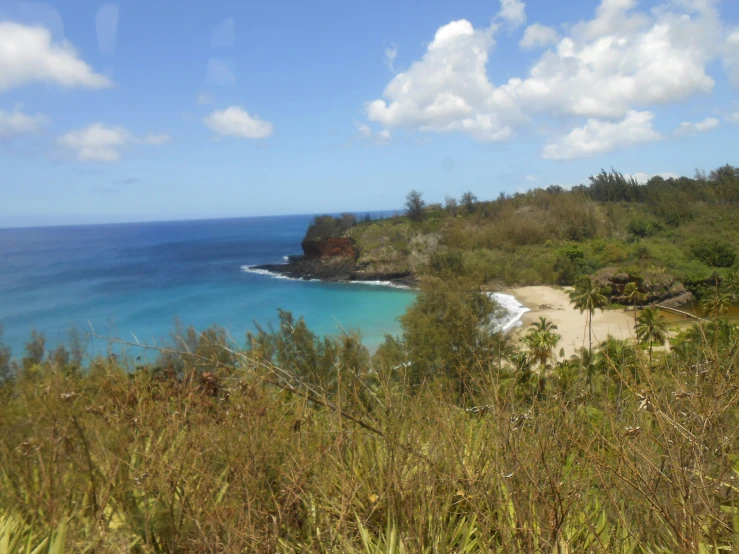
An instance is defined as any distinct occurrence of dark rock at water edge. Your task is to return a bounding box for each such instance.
[253,256,417,288]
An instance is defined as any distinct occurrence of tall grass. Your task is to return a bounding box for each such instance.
[1,319,738,552]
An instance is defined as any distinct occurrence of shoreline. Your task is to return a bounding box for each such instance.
[508,286,637,358]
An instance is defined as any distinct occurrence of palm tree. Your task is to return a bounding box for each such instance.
[524,317,561,390]
[570,347,598,393]
[701,289,732,318]
[569,278,608,354]
[635,307,668,367]
[623,282,647,326]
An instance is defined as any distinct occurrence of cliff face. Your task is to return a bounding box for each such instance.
[301,237,357,259]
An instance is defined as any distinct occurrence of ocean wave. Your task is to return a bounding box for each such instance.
[489,292,530,331]
[240,265,410,289]
[240,265,294,280]
[282,255,290,262]
[341,280,411,290]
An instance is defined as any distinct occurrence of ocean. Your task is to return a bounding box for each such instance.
[0,214,418,360]
[0,214,529,363]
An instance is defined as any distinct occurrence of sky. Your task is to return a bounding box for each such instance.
[1,0,738,227]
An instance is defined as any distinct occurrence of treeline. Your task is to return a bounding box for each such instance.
[347,164,739,293]
[1,277,739,551]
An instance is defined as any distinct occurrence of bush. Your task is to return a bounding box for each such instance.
[690,238,736,268]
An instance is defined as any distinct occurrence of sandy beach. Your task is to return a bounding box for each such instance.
[509,286,637,358]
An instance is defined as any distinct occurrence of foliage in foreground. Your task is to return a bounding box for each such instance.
[1,304,739,553]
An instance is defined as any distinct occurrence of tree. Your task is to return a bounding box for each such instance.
[569,278,608,354]
[701,288,732,318]
[405,190,426,222]
[635,307,668,367]
[460,192,478,214]
[22,330,46,372]
[623,282,647,326]
[523,317,561,391]
[444,196,458,217]
[399,279,497,397]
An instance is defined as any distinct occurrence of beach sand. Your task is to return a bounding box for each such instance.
[509,286,637,358]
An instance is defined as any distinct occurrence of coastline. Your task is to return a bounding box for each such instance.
[247,255,418,288]
[243,262,641,357]
[508,286,636,358]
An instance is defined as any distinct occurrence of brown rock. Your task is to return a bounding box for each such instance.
[302,237,357,259]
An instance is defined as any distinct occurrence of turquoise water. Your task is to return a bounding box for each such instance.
[0,215,416,359]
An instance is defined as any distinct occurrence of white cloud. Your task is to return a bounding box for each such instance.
[365,19,516,142]
[206,58,236,85]
[354,121,372,139]
[675,117,719,136]
[385,45,397,72]
[723,29,739,87]
[197,92,214,105]
[627,171,679,184]
[498,0,526,28]
[520,23,559,50]
[524,175,537,182]
[542,110,662,160]
[95,3,119,55]
[204,107,273,139]
[210,18,235,48]
[0,108,49,139]
[58,123,170,162]
[363,0,728,152]
[0,22,111,92]
[727,111,739,124]
[353,121,391,144]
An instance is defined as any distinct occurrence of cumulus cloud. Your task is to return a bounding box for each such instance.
[0,22,111,91]
[675,117,719,136]
[363,0,731,155]
[206,58,236,85]
[498,0,526,28]
[58,123,170,162]
[95,3,119,55]
[204,107,273,139]
[0,108,49,139]
[520,23,559,50]
[210,18,235,48]
[542,110,662,160]
[365,20,516,142]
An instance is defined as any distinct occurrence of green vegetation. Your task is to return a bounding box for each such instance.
[341,165,739,306]
[2,164,739,551]
[303,213,358,242]
[2,276,739,552]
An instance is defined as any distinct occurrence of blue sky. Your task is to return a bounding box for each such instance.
[1,0,738,227]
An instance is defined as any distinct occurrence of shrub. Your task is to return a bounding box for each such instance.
[690,238,736,268]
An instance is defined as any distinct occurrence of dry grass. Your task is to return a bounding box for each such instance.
[1,322,738,553]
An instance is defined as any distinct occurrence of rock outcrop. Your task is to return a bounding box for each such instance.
[301,237,357,259]
[253,236,416,287]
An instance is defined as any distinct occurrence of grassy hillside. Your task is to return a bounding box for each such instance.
[344,166,739,302]
[1,306,739,552]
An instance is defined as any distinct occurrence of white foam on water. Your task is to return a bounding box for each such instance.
[240,265,293,280]
[282,255,290,262]
[342,280,411,290]
[489,292,530,331]
[241,265,411,289]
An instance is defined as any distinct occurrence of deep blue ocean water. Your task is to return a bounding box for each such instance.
[0,215,416,360]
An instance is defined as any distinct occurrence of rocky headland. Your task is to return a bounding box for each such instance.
[252,236,417,287]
